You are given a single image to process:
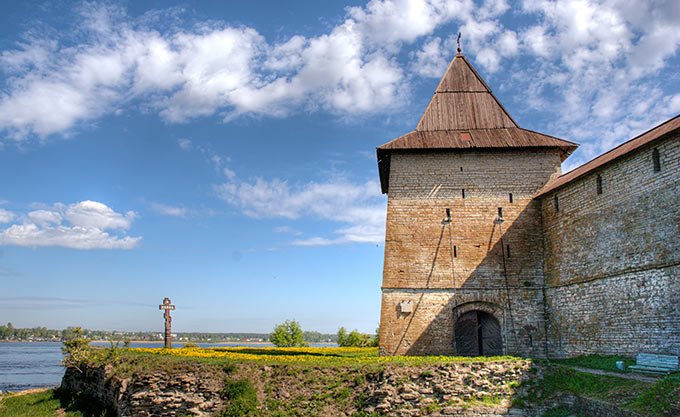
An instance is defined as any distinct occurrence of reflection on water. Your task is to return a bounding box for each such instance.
[0,341,335,392]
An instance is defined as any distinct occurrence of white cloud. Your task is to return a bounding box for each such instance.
[223,168,236,179]
[412,37,450,77]
[497,30,518,57]
[291,237,336,247]
[0,0,523,140]
[274,226,302,235]
[478,0,510,19]
[264,36,306,71]
[0,0,678,175]
[0,2,438,139]
[347,0,471,46]
[158,27,265,122]
[63,200,136,230]
[151,203,187,218]
[512,0,680,167]
[0,201,140,249]
[27,209,61,226]
[215,174,386,246]
[409,4,519,75]
[0,208,15,223]
[177,138,192,151]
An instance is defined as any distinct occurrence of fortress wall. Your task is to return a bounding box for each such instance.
[380,149,562,357]
[545,265,680,357]
[541,133,680,357]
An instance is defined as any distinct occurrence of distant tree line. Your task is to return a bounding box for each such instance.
[268,319,379,348]
[336,326,379,347]
[0,322,337,343]
[0,323,62,341]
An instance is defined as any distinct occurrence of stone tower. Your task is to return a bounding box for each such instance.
[376,53,577,357]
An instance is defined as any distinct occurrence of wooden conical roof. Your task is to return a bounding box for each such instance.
[415,54,517,131]
[377,53,578,194]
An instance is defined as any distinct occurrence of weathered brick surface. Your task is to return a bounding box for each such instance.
[540,133,680,357]
[379,149,562,358]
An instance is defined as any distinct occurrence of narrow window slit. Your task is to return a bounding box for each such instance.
[653,148,661,172]
[596,174,602,195]
[453,246,457,257]
[554,195,559,213]
[498,207,503,218]
[509,193,513,203]
[461,189,465,199]
[506,245,511,258]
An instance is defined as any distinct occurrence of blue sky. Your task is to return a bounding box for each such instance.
[1,0,679,334]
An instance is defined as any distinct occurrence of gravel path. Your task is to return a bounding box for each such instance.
[567,365,659,382]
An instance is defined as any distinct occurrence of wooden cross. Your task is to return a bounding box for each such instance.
[159,297,175,348]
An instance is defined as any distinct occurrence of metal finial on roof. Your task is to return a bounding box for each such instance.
[457,32,462,53]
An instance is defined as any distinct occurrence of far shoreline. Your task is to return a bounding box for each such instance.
[0,340,337,346]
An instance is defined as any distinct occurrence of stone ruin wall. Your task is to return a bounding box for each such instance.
[64,360,636,417]
[379,149,563,358]
[541,132,680,358]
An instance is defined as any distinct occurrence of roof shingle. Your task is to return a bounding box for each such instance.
[536,114,680,197]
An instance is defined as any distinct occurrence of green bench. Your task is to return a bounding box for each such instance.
[629,353,679,375]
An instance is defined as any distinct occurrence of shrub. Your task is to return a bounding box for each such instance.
[221,378,258,417]
[269,320,307,347]
[104,340,122,361]
[337,327,377,347]
[337,327,348,346]
[61,326,92,372]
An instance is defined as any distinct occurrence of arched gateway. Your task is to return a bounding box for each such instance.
[454,310,503,356]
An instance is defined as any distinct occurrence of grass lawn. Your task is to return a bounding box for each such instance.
[627,374,680,415]
[126,345,521,366]
[0,390,65,417]
[89,345,524,379]
[548,354,636,373]
[0,388,112,417]
[515,360,680,416]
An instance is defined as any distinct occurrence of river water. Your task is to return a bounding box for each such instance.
[0,341,335,392]
[0,342,65,393]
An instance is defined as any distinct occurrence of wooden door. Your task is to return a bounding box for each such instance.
[479,311,502,355]
[455,310,502,356]
[454,311,479,356]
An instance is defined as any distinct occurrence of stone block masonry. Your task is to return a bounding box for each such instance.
[60,360,561,416]
[541,132,680,357]
[545,266,680,357]
[380,289,547,358]
[61,360,645,416]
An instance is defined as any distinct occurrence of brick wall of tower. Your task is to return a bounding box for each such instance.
[379,149,563,357]
[541,133,680,357]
